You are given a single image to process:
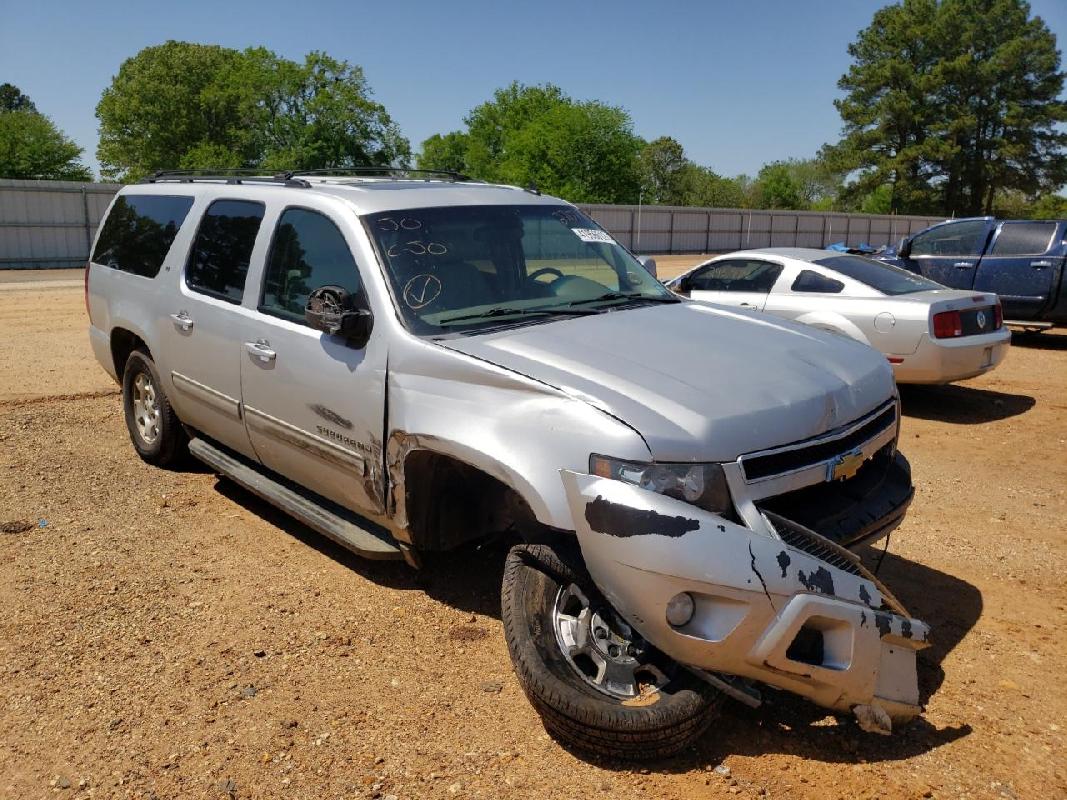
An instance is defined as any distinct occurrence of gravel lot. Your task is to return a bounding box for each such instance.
[1,267,1065,799]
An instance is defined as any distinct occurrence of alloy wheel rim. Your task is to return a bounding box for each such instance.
[132,371,161,445]
[552,582,668,699]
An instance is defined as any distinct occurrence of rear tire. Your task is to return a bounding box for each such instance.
[501,543,720,760]
[122,349,186,467]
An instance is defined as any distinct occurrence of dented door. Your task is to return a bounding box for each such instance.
[238,204,388,518]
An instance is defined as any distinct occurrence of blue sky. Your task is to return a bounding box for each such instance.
[3,0,1065,179]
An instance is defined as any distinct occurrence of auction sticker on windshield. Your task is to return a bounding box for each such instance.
[572,228,614,244]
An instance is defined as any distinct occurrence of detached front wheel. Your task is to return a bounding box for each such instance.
[501,543,720,760]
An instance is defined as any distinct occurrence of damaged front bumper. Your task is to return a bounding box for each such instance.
[562,471,930,723]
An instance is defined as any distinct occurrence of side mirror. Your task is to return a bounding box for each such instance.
[897,238,912,259]
[305,285,374,348]
[669,276,692,297]
[637,255,657,278]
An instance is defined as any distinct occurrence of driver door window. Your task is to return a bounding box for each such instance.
[260,208,363,323]
[688,259,782,311]
[909,219,990,257]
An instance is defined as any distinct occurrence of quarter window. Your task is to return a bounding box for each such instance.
[91,194,194,278]
[689,259,782,293]
[260,208,362,323]
[186,199,265,303]
[909,220,989,257]
[990,222,1057,256]
[791,270,844,293]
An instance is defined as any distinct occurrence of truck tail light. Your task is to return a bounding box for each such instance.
[932,309,962,339]
[994,300,1003,329]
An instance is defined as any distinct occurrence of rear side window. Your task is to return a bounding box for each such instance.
[791,270,844,293]
[990,222,1057,256]
[260,208,362,323]
[91,194,194,278]
[186,199,265,303]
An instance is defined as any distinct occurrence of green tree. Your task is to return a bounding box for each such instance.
[0,83,36,112]
[754,161,804,209]
[417,82,642,203]
[831,0,1067,216]
[418,131,471,174]
[1029,193,1067,219]
[0,110,91,180]
[96,41,409,181]
[637,136,688,204]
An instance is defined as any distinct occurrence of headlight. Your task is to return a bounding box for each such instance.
[589,455,732,513]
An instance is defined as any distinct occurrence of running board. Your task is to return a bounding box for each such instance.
[188,437,403,561]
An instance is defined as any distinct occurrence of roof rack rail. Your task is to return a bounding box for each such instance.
[143,169,311,188]
[279,167,473,183]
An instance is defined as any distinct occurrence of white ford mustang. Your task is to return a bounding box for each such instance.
[666,247,1011,384]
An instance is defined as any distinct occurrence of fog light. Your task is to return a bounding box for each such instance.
[666,592,695,627]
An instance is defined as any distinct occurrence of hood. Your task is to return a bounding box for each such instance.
[441,302,895,461]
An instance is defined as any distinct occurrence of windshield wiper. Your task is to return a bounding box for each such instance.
[564,291,680,307]
[436,306,601,325]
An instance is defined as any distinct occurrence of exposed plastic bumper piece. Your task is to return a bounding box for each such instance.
[561,470,930,722]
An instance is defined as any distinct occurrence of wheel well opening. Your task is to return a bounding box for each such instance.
[110,328,147,378]
[403,451,535,552]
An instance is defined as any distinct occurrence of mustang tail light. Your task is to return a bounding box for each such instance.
[932,309,962,339]
[994,300,1003,329]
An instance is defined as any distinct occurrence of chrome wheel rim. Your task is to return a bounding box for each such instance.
[132,371,161,445]
[552,583,668,699]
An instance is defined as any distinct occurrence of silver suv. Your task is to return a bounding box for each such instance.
[87,169,929,759]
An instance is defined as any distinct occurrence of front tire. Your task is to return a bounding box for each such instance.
[501,543,720,760]
[122,349,186,467]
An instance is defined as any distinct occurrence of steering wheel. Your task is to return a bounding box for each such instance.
[527,267,565,282]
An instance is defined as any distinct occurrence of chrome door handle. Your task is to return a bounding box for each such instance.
[169,312,194,331]
[244,340,276,362]
[1031,260,1053,268]
[953,261,974,268]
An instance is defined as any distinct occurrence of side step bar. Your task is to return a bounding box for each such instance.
[189,437,403,561]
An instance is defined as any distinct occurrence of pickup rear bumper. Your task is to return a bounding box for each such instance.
[562,471,930,723]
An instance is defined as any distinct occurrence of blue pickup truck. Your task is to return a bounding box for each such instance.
[878,217,1067,329]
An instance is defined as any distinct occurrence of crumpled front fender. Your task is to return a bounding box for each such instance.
[561,470,930,722]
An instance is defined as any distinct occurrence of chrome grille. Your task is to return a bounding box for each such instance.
[740,402,897,482]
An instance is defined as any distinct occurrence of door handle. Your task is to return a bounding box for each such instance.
[1031,260,1053,268]
[169,312,194,331]
[953,261,975,268]
[244,340,277,363]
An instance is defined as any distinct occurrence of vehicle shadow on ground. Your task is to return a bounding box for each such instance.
[899,383,1034,424]
[1009,331,1067,351]
[213,478,508,619]
[590,548,982,771]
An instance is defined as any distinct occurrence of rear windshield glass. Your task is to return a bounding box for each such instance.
[91,194,194,277]
[813,254,943,295]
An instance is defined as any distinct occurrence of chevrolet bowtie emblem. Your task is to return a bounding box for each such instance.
[828,448,867,481]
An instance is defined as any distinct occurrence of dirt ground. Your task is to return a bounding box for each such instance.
[1,265,1065,800]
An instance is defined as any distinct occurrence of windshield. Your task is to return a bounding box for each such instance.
[364,204,676,334]
[813,254,944,296]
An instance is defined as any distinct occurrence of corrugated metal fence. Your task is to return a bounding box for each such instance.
[0,178,946,269]
[0,179,122,269]
[578,203,945,254]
